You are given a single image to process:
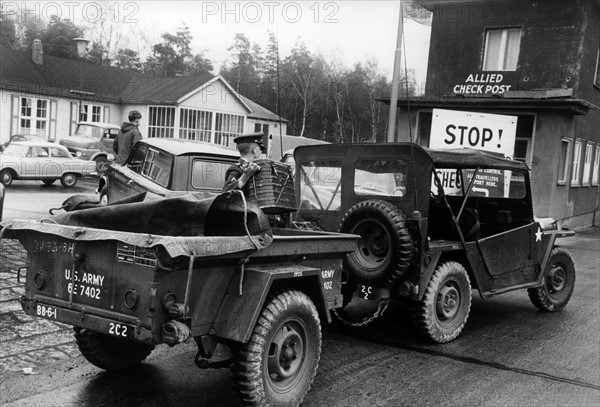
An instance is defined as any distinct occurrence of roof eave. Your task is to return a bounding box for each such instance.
[377,96,598,115]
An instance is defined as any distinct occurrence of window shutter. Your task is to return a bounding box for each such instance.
[70,102,78,134]
[48,100,58,142]
[104,105,110,122]
[11,95,20,135]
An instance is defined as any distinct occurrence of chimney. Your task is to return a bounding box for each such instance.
[32,39,43,65]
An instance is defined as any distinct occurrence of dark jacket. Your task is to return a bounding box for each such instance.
[113,122,142,165]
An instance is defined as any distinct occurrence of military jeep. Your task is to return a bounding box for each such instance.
[293,143,576,343]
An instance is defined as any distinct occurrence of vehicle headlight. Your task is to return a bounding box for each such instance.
[76,151,83,158]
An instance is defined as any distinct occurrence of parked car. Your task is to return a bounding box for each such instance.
[59,122,120,172]
[99,138,239,204]
[0,141,95,187]
[0,134,46,153]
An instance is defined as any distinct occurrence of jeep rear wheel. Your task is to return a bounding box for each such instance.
[339,200,413,287]
[231,290,321,407]
[412,261,472,343]
[528,247,575,312]
[74,327,154,371]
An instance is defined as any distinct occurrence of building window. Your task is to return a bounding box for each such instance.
[557,138,571,185]
[179,108,213,142]
[148,106,176,138]
[19,97,48,137]
[214,113,244,147]
[571,139,583,186]
[582,143,593,186]
[78,104,103,122]
[593,145,600,186]
[483,28,521,71]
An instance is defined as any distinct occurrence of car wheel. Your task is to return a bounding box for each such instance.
[231,290,321,407]
[42,179,56,186]
[61,173,78,188]
[339,199,413,287]
[412,261,472,343]
[0,169,14,187]
[74,327,154,371]
[528,247,575,312]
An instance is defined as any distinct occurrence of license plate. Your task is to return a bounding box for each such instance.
[107,322,134,338]
[359,285,374,300]
[36,304,58,320]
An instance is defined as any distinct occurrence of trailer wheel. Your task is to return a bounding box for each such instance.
[231,290,321,407]
[74,327,154,371]
[528,247,575,312]
[412,261,472,343]
[339,199,413,287]
[42,179,56,186]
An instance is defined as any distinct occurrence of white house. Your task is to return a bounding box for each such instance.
[0,43,289,149]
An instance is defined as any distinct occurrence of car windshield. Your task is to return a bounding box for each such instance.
[3,144,28,156]
[73,124,103,139]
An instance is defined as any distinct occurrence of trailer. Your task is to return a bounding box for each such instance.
[1,192,358,407]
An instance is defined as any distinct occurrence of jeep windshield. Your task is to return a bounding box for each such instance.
[73,124,103,139]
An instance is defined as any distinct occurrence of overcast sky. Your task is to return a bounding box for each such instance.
[17,1,432,86]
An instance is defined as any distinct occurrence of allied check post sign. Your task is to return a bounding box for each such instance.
[430,109,517,196]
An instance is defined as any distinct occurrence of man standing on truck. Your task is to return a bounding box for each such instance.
[113,110,143,165]
[223,132,264,191]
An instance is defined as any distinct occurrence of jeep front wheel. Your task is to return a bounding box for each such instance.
[339,200,413,287]
[528,247,575,312]
[231,290,321,407]
[74,327,154,371]
[412,261,472,343]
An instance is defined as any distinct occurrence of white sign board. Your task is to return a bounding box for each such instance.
[430,109,517,197]
[430,109,517,157]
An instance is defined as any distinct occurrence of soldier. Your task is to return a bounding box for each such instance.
[223,132,265,192]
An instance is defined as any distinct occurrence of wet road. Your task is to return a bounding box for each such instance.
[1,177,99,220]
[1,228,598,406]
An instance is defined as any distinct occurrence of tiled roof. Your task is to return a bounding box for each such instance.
[0,47,287,122]
[239,94,289,123]
[0,46,138,103]
[121,72,215,104]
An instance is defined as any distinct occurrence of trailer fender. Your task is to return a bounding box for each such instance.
[213,262,342,343]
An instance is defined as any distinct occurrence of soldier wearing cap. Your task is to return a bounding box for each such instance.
[113,110,143,165]
[223,132,265,191]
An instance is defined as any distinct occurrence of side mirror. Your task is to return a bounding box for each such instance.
[107,153,115,162]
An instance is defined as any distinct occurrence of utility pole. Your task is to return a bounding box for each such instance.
[387,1,405,143]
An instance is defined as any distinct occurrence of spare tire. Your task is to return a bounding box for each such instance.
[339,200,413,287]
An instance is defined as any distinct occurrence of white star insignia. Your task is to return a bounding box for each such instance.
[535,227,543,242]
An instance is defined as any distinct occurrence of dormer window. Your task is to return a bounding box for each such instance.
[483,28,522,71]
